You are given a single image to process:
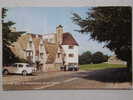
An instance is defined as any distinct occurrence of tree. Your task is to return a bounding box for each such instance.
[79,51,92,64]
[72,7,132,71]
[92,52,108,64]
[2,8,25,65]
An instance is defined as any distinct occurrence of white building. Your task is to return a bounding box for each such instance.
[61,33,79,66]
[45,25,79,66]
[108,55,127,65]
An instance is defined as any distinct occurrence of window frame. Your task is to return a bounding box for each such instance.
[29,41,32,48]
[40,53,44,59]
[68,45,74,49]
[68,53,74,57]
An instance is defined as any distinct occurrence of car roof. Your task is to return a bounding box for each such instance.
[14,63,29,65]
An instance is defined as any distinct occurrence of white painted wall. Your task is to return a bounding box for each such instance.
[54,48,63,64]
[39,40,47,64]
[25,37,36,63]
[62,45,78,65]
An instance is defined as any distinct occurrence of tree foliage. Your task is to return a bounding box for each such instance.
[72,7,132,70]
[91,52,108,64]
[2,8,24,65]
[79,51,108,65]
[79,51,92,64]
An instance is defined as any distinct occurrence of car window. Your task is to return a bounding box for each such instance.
[12,64,17,67]
[26,64,32,67]
[18,64,23,68]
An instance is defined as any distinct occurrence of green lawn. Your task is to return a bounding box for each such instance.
[80,63,127,71]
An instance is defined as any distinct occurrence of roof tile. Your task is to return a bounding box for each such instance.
[62,32,79,46]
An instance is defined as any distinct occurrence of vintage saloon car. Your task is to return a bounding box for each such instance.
[3,63,36,76]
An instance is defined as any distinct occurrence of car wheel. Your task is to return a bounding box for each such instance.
[3,70,9,75]
[22,70,27,76]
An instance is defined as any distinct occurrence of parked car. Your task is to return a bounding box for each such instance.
[60,65,79,71]
[67,65,79,71]
[3,63,37,76]
[60,66,66,71]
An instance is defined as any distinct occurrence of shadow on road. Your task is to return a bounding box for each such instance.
[3,73,37,77]
[80,68,132,83]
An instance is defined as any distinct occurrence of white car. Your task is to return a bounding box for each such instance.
[3,63,37,76]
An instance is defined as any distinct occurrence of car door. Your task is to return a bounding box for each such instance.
[10,64,18,73]
[26,64,33,73]
[17,64,24,74]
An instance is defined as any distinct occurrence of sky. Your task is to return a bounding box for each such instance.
[5,7,113,55]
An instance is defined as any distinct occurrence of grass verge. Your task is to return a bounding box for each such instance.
[80,63,127,71]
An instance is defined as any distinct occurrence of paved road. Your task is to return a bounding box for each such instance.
[3,68,132,90]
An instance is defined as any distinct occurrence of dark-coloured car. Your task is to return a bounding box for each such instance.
[60,65,79,71]
[67,65,79,71]
[60,66,66,71]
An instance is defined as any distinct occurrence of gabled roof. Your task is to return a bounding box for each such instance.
[62,32,79,46]
[10,33,42,57]
[9,34,32,59]
[17,34,31,49]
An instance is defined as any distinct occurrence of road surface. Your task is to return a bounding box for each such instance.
[3,68,132,90]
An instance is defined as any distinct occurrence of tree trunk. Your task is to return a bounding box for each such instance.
[127,61,132,82]
[127,61,132,72]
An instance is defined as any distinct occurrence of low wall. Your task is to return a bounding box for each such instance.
[42,63,62,71]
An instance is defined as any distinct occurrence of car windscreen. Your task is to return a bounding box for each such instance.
[12,64,17,67]
[26,65,33,67]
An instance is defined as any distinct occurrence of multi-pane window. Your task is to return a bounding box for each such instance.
[68,54,74,57]
[69,45,74,49]
[29,52,32,56]
[40,53,43,59]
[58,53,61,58]
[29,41,32,48]
[26,51,33,56]
[40,44,43,49]
[26,65,30,67]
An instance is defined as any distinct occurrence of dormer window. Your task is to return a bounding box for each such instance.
[58,53,61,58]
[29,41,32,48]
[40,53,43,59]
[40,43,43,49]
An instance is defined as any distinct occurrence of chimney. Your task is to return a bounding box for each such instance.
[56,25,63,34]
[56,25,63,44]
